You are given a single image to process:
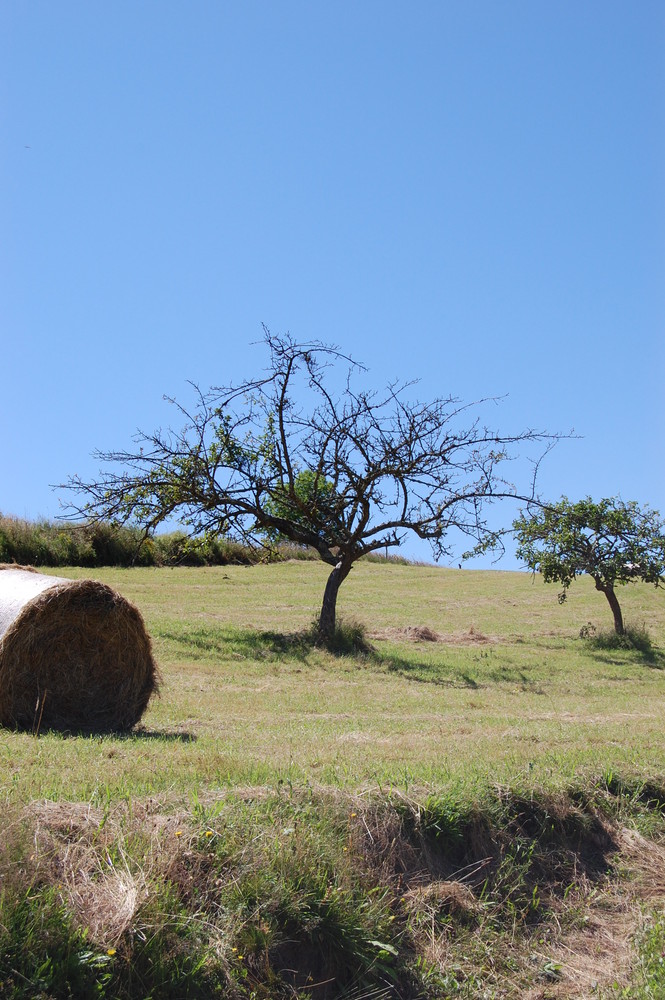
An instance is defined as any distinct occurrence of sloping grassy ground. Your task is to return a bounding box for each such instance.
[1,562,664,998]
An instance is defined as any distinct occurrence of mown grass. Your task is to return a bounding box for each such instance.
[4,562,663,802]
[1,561,664,997]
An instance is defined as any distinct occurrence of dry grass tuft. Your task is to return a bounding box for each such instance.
[617,826,665,901]
[0,568,159,732]
[371,624,442,643]
[26,799,166,947]
[397,625,441,642]
[454,624,493,644]
[64,848,148,945]
[403,879,482,921]
[519,879,638,998]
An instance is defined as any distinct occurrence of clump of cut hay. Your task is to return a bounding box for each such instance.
[0,567,159,732]
[401,624,441,642]
[371,624,442,643]
[453,625,492,645]
[370,624,495,645]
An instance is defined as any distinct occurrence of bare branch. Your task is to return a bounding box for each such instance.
[58,329,565,640]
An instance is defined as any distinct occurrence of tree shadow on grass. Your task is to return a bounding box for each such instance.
[586,648,665,670]
[157,624,315,664]
[580,631,665,670]
[157,623,481,688]
[380,656,482,688]
[484,665,546,691]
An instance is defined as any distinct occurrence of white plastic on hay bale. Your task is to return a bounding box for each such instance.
[0,567,159,732]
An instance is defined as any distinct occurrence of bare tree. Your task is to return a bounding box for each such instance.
[64,330,558,643]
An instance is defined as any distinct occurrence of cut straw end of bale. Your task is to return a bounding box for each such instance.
[0,568,159,733]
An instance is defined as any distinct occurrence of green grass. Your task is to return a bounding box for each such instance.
[618,912,665,997]
[1,561,664,997]
[3,562,663,802]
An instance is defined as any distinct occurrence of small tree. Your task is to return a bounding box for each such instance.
[64,330,557,643]
[513,497,665,635]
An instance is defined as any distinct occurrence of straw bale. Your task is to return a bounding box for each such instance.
[0,567,159,732]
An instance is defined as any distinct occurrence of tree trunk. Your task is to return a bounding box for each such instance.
[318,557,352,644]
[595,579,625,635]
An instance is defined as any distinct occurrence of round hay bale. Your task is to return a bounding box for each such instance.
[0,567,159,732]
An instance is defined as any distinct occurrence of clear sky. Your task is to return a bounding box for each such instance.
[2,1,663,567]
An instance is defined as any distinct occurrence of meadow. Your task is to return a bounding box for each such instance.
[2,561,665,998]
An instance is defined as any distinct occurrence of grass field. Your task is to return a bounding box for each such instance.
[2,561,665,998]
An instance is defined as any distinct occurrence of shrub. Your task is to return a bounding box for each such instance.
[0,516,94,567]
[305,616,374,655]
[580,622,655,654]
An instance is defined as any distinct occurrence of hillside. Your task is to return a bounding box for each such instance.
[1,562,664,998]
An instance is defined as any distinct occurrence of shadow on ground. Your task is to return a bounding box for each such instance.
[122,728,197,742]
[15,726,199,741]
[156,623,482,688]
[584,644,665,670]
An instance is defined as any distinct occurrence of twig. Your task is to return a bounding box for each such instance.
[34,689,47,737]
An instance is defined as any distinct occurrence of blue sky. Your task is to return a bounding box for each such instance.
[2,1,663,566]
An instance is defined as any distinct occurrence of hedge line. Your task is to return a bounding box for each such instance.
[0,515,319,568]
